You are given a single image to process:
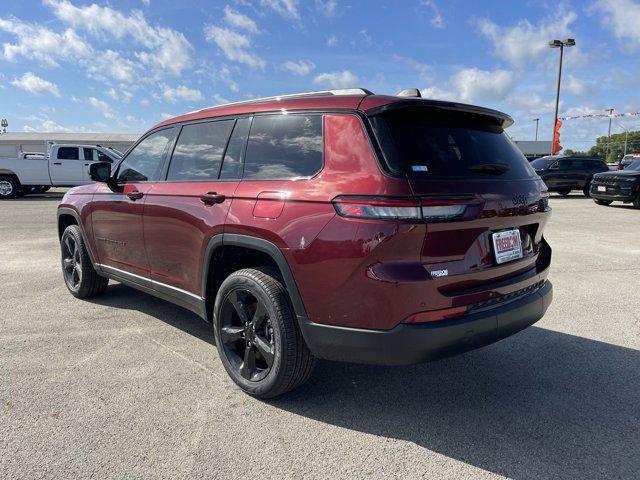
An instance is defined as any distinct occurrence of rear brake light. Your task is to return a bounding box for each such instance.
[333,197,422,220]
[333,196,477,221]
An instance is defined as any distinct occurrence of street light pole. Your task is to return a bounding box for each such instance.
[549,38,575,155]
[605,108,614,160]
[533,118,539,141]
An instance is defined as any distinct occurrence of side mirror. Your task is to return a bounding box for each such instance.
[89,162,111,182]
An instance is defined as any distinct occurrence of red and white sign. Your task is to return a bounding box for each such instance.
[492,229,523,265]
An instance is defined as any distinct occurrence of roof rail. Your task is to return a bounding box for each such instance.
[191,88,374,114]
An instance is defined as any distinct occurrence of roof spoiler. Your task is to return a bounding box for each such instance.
[364,98,514,128]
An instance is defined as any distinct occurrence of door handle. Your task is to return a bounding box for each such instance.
[200,192,226,205]
[127,190,144,201]
[53,162,62,165]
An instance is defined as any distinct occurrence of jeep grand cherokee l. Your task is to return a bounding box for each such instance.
[590,158,640,208]
[57,88,553,398]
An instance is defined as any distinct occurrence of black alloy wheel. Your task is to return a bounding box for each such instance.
[62,234,83,293]
[219,288,275,382]
[213,268,315,398]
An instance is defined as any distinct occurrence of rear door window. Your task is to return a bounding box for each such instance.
[371,108,536,180]
[167,120,234,181]
[57,147,79,160]
[243,114,323,180]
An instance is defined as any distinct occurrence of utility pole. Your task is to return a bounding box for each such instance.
[533,118,539,141]
[605,108,614,160]
[549,39,575,155]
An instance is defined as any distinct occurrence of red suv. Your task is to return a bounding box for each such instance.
[58,88,553,398]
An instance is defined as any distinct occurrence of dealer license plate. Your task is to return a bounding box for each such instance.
[492,229,523,265]
[597,186,607,192]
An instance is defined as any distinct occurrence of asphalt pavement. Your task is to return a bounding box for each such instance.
[1,189,639,479]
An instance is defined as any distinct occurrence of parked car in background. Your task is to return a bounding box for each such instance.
[616,153,640,170]
[531,155,609,196]
[590,159,640,208]
[0,144,121,199]
[57,88,553,398]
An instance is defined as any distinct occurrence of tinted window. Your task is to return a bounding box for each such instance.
[57,147,79,160]
[531,157,556,169]
[116,129,174,182]
[372,108,536,179]
[555,159,572,170]
[83,148,113,163]
[244,114,323,180]
[220,118,251,179]
[167,121,233,181]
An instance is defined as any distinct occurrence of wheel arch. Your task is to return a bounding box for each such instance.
[202,234,309,325]
[57,207,99,267]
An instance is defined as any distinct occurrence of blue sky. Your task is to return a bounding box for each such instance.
[1,0,639,151]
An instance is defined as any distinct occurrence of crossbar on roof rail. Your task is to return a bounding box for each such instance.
[189,88,374,114]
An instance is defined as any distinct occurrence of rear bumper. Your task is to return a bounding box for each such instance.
[299,280,553,365]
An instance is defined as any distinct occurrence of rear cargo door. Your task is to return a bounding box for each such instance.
[370,106,550,292]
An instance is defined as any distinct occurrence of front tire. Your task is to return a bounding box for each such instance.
[213,267,315,399]
[60,225,108,298]
[583,185,591,197]
[558,189,571,196]
[0,176,19,199]
[594,199,612,206]
[634,193,640,209]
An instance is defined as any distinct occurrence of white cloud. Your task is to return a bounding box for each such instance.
[11,73,60,97]
[420,68,514,103]
[23,119,74,133]
[260,0,300,20]
[223,6,259,34]
[162,84,204,103]
[313,70,358,88]
[212,93,230,105]
[88,50,136,83]
[315,0,337,17]
[594,0,640,49]
[565,74,587,96]
[421,0,445,29]
[44,0,193,77]
[88,96,116,119]
[393,54,431,82]
[160,112,174,120]
[451,68,514,102]
[142,0,150,5]
[326,35,338,47]
[204,25,265,68]
[475,10,577,67]
[283,59,315,75]
[214,65,240,92]
[0,17,91,66]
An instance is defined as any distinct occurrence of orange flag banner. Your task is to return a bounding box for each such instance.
[552,119,563,154]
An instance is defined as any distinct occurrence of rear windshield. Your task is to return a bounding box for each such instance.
[371,108,536,180]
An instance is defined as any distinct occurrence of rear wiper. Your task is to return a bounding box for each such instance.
[467,163,510,175]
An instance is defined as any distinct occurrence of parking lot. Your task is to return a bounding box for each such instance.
[1,190,638,479]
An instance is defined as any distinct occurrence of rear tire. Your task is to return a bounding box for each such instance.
[558,189,571,196]
[213,267,315,399]
[594,199,612,206]
[634,194,640,209]
[0,176,19,199]
[60,225,108,298]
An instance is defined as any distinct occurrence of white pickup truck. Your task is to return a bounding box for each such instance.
[0,144,122,199]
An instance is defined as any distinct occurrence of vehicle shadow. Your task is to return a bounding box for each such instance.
[86,283,639,478]
[10,193,66,201]
[87,283,214,344]
[271,327,639,479]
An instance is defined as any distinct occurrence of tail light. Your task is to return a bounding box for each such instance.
[616,165,623,170]
[332,196,480,222]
